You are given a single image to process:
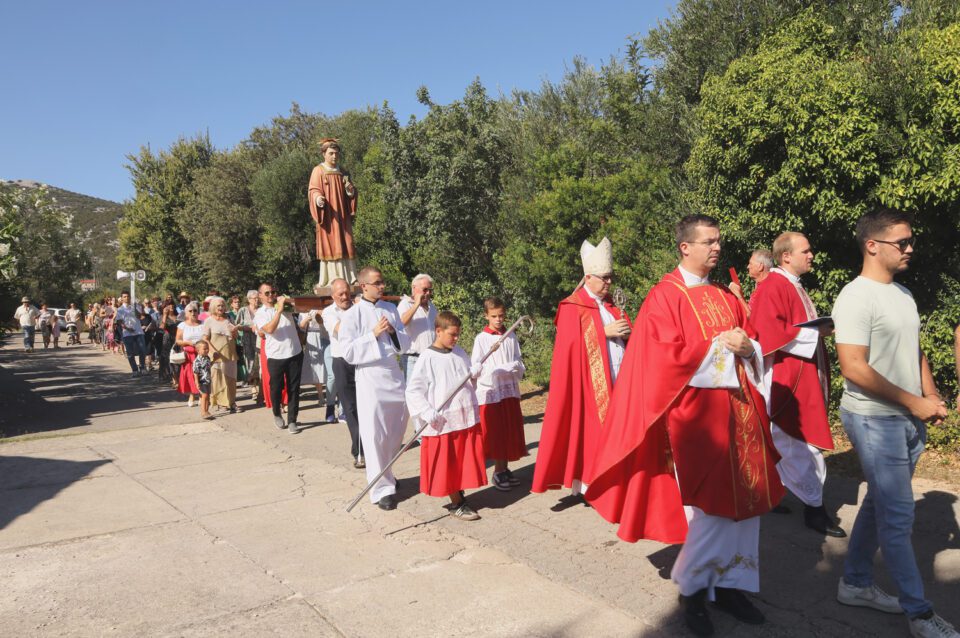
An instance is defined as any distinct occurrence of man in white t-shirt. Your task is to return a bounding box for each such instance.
[397,273,438,380]
[115,292,146,377]
[254,283,304,434]
[322,278,363,468]
[832,208,957,637]
[14,296,39,352]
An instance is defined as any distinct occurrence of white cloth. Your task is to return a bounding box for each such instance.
[318,258,358,288]
[582,287,626,384]
[14,305,38,327]
[406,346,480,437]
[65,308,81,323]
[768,268,819,359]
[340,298,411,502]
[115,304,143,337]
[396,296,438,355]
[321,303,348,358]
[254,306,302,360]
[471,331,524,406]
[677,266,765,394]
[672,506,761,598]
[771,423,826,507]
[177,321,205,344]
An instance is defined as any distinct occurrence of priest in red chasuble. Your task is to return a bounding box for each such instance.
[749,231,845,538]
[586,215,784,636]
[531,237,632,502]
[308,138,358,287]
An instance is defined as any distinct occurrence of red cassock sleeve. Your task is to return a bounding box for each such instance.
[749,277,799,355]
[585,283,712,544]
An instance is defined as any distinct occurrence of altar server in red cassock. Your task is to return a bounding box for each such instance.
[531,237,632,501]
[586,215,785,637]
[472,297,527,492]
[749,232,845,538]
[406,311,487,521]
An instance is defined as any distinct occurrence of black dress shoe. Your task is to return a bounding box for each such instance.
[713,587,765,625]
[679,589,714,636]
[378,495,397,511]
[804,505,847,537]
[771,502,792,514]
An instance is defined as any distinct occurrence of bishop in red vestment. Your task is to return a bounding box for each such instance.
[586,216,784,636]
[531,237,632,499]
[749,232,844,537]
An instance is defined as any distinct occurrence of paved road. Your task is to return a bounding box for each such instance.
[1,337,958,637]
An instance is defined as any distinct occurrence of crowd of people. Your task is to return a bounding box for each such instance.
[11,206,958,638]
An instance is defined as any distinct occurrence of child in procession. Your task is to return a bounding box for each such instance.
[405,311,488,520]
[471,297,527,491]
[192,340,219,420]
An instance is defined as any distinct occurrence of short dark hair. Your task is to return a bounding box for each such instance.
[435,311,462,330]
[675,214,719,251]
[483,297,506,313]
[855,208,914,253]
[357,266,382,284]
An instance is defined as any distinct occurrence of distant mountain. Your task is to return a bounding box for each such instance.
[6,179,123,286]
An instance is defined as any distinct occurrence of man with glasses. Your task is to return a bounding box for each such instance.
[338,266,411,510]
[832,209,957,637]
[254,283,304,435]
[398,273,438,381]
[531,237,632,504]
[587,215,784,636]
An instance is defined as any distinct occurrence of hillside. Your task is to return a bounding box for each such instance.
[7,179,123,285]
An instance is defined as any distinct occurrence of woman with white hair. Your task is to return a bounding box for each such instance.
[235,290,261,404]
[175,302,204,406]
[299,308,329,407]
[202,296,241,413]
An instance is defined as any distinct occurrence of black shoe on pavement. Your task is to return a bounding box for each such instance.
[503,468,522,486]
[679,589,714,636]
[804,504,846,537]
[771,500,791,514]
[378,494,397,511]
[713,587,765,625]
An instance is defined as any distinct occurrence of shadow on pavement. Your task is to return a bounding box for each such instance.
[0,455,111,529]
[0,337,192,438]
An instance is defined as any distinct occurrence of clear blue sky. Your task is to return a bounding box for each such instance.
[0,1,675,203]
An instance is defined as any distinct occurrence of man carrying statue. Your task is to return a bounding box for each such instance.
[308,138,359,288]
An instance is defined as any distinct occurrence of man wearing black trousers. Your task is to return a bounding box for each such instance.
[254,283,304,434]
[322,278,364,467]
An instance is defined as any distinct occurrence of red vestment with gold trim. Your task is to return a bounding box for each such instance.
[531,286,631,493]
[586,270,785,543]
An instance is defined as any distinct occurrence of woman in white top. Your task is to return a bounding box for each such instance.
[175,303,204,406]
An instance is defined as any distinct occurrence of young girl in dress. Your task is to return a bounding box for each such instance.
[471,297,527,491]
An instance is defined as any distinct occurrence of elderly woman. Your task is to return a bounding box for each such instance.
[202,296,241,413]
[235,290,261,403]
[299,309,328,405]
[175,302,204,406]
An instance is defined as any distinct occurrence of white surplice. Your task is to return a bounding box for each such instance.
[339,298,411,503]
[671,266,765,599]
[470,331,525,406]
[405,346,479,437]
[582,287,626,384]
[763,267,828,507]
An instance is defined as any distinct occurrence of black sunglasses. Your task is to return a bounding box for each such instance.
[872,236,915,252]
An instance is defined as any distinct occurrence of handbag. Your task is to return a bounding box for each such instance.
[169,348,186,365]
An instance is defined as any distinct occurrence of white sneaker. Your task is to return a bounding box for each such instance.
[188,395,195,408]
[837,578,901,614]
[910,613,960,638]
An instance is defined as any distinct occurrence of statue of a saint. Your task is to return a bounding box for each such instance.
[308,138,358,287]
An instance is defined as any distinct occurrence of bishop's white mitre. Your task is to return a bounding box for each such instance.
[580,237,613,276]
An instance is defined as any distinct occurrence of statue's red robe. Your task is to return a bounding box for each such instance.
[586,270,785,544]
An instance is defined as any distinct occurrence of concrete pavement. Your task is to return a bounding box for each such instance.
[1,337,959,637]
